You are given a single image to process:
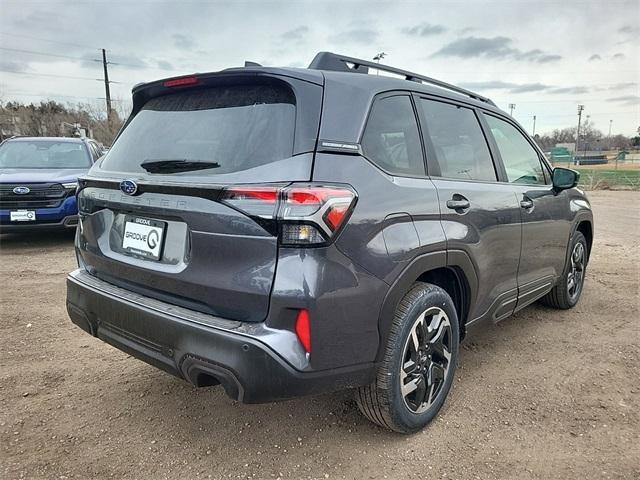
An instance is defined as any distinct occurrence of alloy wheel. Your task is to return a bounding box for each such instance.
[400,307,452,414]
[567,242,586,301]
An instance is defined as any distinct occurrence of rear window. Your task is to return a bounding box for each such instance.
[100,83,296,176]
[0,141,91,169]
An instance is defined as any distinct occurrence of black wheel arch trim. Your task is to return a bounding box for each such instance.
[568,213,594,264]
[375,249,478,362]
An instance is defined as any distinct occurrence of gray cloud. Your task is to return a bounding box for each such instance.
[618,25,639,35]
[549,86,589,94]
[173,34,195,50]
[510,83,549,93]
[460,80,589,95]
[281,26,309,43]
[0,59,29,72]
[612,53,625,60]
[605,82,638,91]
[402,23,446,37]
[432,36,562,63]
[607,95,640,106]
[588,54,601,61]
[157,60,174,70]
[328,28,378,44]
[109,53,149,70]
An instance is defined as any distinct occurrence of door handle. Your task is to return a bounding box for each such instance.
[446,197,470,211]
[520,199,534,209]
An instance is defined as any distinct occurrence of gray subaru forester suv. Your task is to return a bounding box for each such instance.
[66,52,593,433]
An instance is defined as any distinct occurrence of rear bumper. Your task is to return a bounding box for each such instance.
[66,269,375,403]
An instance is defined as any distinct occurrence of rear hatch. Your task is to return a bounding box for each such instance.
[76,71,323,322]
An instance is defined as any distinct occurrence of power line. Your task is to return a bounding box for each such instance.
[1,46,182,74]
[0,31,101,50]
[0,68,120,83]
[0,46,98,63]
[4,92,126,102]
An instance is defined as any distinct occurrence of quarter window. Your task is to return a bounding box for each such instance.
[361,95,425,177]
[484,115,547,185]
[418,99,496,182]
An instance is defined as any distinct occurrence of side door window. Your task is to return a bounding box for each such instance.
[483,114,548,185]
[361,95,425,177]
[416,97,522,323]
[417,99,497,182]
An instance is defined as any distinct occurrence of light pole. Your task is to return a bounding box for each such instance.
[373,52,386,75]
[584,115,590,159]
[373,52,386,63]
[574,105,584,166]
[508,103,516,116]
[532,115,537,136]
[608,119,613,149]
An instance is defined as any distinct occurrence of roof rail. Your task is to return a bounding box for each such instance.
[308,52,495,106]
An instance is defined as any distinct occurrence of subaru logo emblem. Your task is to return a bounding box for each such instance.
[120,180,138,196]
[13,186,30,195]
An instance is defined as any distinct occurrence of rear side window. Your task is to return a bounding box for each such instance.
[100,83,296,176]
[361,95,425,177]
[484,114,547,185]
[418,99,496,182]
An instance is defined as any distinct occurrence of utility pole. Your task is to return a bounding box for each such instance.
[102,49,112,125]
[532,115,536,136]
[509,103,516,116]
[608,119,613,149]
[574,104,584,167]
[584,115,590,159]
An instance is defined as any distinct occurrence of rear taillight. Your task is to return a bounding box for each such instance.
[221,186,280,218]
[220,184,356,246]
[279,185,355,245]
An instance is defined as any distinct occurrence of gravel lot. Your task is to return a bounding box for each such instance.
[1,190,638,480]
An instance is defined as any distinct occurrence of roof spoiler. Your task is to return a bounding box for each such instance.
[308,51,495,106]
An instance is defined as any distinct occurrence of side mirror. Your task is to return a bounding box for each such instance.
[552,167,580,190]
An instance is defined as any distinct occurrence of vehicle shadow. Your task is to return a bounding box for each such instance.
[0,229,76,250]
[93,301,549,449]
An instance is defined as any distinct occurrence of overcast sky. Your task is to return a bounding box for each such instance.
[1,0,638,135]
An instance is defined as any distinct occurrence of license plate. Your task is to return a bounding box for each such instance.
[10,210,36,222]
[122,216,166,260]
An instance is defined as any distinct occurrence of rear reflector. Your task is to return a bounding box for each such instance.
[295,309,311,353]
[163,76,199,87]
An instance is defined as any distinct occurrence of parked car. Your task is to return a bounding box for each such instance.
[66,52,593,433]
[0,136,102,232]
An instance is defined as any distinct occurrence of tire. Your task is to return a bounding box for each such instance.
[540,231,588,310]
[356,283,459,433]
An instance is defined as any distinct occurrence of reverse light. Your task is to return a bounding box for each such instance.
[295,309,311,354]
[280,185,356,243]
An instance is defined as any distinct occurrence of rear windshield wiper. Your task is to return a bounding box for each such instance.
[140,159,220,174]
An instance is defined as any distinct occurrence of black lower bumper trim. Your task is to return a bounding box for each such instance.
[0,215,78,232]
[66,270,375,403]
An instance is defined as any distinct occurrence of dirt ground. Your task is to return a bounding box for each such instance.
[1,190,638,480]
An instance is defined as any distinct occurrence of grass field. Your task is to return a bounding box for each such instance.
[576,168,640,190]
[550,161,640,190]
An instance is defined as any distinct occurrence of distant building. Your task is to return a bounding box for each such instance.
[555,142,576,153]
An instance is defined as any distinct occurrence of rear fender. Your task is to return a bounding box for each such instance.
[375,249,479,362]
